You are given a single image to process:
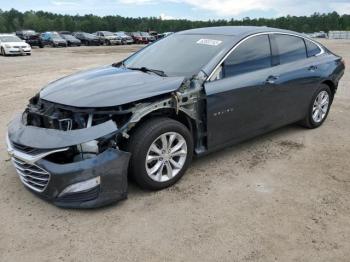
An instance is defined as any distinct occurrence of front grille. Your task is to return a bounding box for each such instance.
[12,157,50,192]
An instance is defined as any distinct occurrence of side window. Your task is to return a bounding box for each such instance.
[223,35,271,78]
[274,34,306,64]
[305,40,321,57]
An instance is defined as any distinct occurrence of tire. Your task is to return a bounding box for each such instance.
[0,47,5,56]
[127,117,194,190]
[299,84,333,129]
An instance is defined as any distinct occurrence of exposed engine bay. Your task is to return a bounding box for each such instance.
[17,73,207,165]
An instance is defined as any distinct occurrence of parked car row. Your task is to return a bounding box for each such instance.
[0,30,174,56]
[15,30,174,47]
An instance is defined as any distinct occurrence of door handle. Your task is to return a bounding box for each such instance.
[265,75,279,84]
[308,65,318,71]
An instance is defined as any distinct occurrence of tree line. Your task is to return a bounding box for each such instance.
[0,9,349,34]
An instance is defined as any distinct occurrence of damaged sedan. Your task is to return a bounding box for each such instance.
[6,26,345,208]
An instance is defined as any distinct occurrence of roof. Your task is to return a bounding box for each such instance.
[179,26,294,36]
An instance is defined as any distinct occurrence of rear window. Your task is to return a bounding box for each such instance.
[274,34,307,64]
[305,40,322,57]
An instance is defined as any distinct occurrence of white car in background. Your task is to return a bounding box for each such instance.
[0,34,31,56]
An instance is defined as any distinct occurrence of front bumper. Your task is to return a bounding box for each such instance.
[123,39,134,44]
[38,149,129,208]
[6,116,131,209]
[26,39,41,46]
[53,42,67,47]
[107,39,122,45]
[4,47,31,55]
[68,41,81,46]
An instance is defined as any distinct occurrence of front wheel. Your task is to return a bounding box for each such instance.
[1,47,6,56]
[300,84,332,129]
[127,118,193,190]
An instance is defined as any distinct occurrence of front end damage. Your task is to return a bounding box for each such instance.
[6,73,207,208]
[7,115,130,208]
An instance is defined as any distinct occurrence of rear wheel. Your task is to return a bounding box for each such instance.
[127,117,193,190]
[300,84,332,129]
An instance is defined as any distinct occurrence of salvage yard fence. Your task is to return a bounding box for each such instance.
[328,31,350,39]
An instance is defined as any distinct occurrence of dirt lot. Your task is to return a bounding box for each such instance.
[0,40,349,262]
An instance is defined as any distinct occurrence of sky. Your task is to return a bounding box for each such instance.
[0,0,350,20]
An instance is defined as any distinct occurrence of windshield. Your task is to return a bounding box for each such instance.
[62,35,75,40]
[102,31,114,36]
[52,35,62,40]
[23,30,36,35]
[0,36,22,42]
[140,32,150,36]
[83,33,96,38]
[124,34,230,77]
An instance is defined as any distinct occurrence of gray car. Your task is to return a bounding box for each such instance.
[94,31,122,45]
[115,32,134,44]
[6,26,345,208]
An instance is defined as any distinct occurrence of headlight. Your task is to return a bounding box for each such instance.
[58,176,101,197]
[4,44,11,48]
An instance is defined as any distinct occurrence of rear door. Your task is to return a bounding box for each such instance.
[267,34,323,124]
[204,34,276,150]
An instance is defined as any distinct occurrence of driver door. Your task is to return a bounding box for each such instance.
[204,34,277,150]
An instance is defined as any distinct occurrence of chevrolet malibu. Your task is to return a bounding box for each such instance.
[6,26,345,208]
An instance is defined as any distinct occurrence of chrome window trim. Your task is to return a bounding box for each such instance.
[207,31,325,81]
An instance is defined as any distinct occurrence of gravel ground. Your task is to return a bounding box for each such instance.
[0,40,349,262]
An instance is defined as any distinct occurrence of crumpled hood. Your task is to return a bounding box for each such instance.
[39,65,185,107]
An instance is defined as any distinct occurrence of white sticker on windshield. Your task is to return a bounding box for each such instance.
[197,39,222,46]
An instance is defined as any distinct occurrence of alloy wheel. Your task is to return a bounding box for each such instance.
[312,90,329,123]
[145,132,188,182]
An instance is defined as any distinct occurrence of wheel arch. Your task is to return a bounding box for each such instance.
[129,108,197,141]
[321,79,337,97]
